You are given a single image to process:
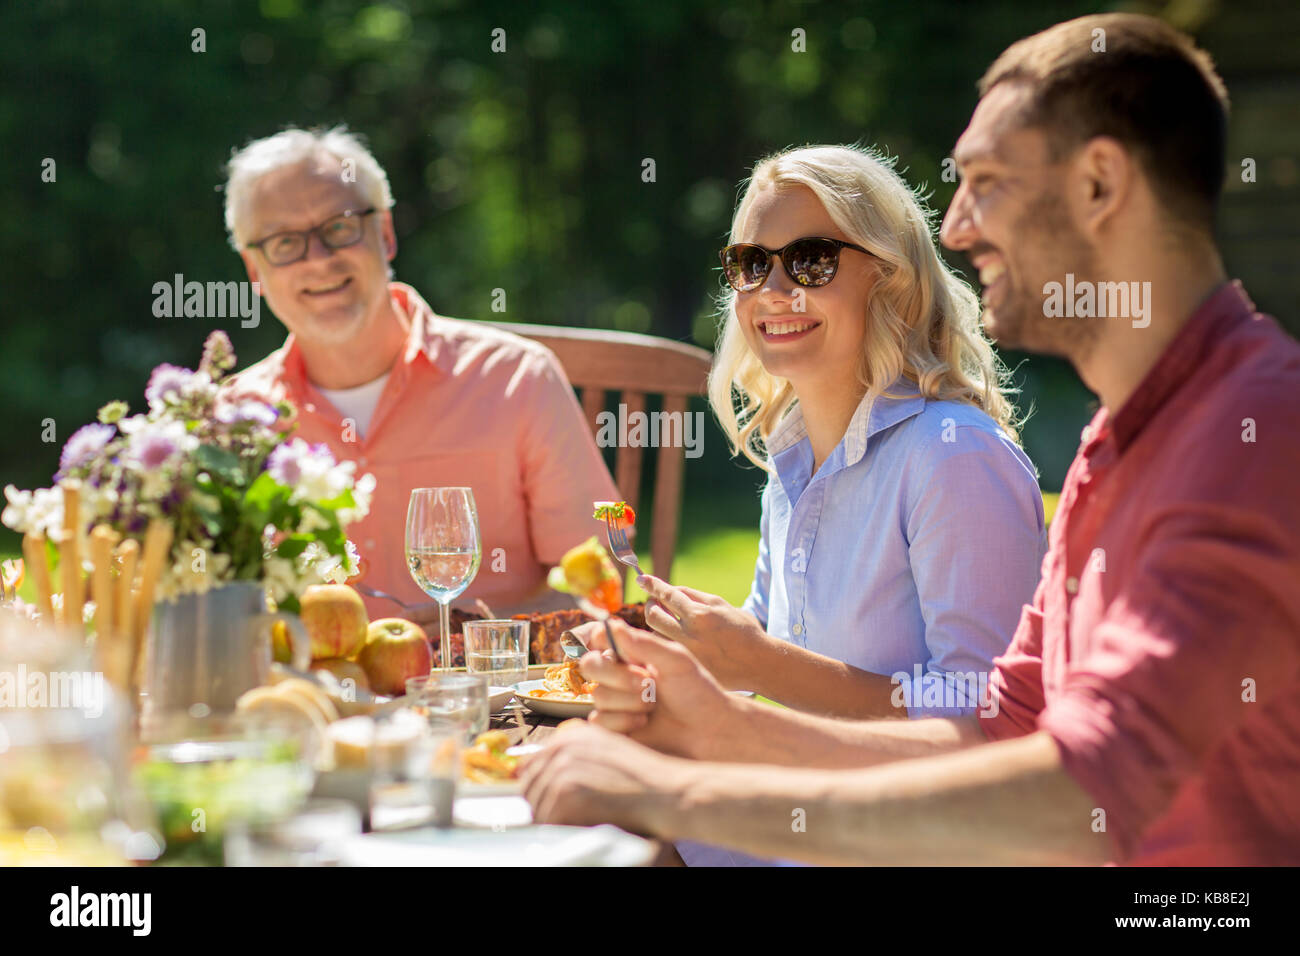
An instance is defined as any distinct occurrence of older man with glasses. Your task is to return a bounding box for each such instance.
[222,126,619,621]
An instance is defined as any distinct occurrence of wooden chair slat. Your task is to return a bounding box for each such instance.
[580,386,605,438]
[469,319,712,583]
[615,391,647,511]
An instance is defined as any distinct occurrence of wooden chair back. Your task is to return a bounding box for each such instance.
[487,321,713,580]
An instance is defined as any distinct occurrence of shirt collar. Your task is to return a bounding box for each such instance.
[767,376,927,467]
[276,282,452,400]
[1106,280,1254,452]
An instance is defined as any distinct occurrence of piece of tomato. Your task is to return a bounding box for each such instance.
[589,575,623,615]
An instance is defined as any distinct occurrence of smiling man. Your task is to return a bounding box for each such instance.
[222,127,618,619]
[522,14,1300,865]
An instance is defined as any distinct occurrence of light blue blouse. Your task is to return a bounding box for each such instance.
[743,383,1047,716]
[678,383,1046,867]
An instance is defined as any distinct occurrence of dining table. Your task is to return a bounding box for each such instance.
[480,685,684,866]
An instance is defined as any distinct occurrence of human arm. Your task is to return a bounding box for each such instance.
[522,721,1109,865]
[577,620,986,767]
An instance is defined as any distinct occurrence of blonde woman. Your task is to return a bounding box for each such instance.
[636,144,1046,726]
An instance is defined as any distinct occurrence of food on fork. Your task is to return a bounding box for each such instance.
[592,500,636,529]
[546,536,622,615]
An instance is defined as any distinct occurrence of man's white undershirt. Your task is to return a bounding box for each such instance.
[317,371,391,439]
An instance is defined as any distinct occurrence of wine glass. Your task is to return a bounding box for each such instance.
[405,488,482,671]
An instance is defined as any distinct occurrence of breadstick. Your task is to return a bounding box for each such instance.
[114,538,139,639]
[60,482,85,630]
[89,526,119,640]
[22,532,54,621]
[131,521,173,686]
[90,525,125,687]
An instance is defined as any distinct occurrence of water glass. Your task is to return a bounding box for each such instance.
[463,619,530,688]
[225,798,362,866]
[369,715,463,831]
[404,673,489,741]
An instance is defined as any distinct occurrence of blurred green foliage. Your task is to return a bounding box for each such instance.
[2,0,1295,563]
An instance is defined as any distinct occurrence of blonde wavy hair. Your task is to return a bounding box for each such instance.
[709,144,1022,471]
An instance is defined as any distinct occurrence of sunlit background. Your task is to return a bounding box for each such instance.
[3,0,1297,602]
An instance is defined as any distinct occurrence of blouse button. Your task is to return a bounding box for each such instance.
[792,624,804,636]
[1065,576,1079,594]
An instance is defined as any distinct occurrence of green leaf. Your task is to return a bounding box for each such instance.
[275,535,312,560]
[196,444,246,486]
[243,471,287,524]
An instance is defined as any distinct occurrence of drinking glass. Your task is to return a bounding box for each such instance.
[225,798,362,866]
[405,673,489,741]
[406,487,482,671]
[463,620,530,689]
[368,715,463,831]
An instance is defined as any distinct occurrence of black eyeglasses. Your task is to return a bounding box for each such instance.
[719,236,872,292]
[246,207,378,266]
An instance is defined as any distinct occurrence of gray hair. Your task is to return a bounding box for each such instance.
[223,125,394,250]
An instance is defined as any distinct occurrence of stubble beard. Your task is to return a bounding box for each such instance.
[988,188,1102,365]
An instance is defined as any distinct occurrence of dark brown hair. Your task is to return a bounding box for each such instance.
[979,14,1229,232]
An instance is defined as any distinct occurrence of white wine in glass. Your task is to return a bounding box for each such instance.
[406,488,482,671]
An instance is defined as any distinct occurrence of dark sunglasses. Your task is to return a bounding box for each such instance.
[719,236,872,292]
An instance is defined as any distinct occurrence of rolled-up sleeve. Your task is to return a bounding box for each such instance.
[1037,506,1300,857]
[900,426,1047,718]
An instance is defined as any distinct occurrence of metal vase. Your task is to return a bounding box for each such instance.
[139,581,310,730]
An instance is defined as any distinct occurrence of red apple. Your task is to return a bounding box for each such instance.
[357,618,432,697]
[299,584,369,661]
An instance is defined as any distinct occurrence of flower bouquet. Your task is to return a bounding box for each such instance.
[2,331,374,667]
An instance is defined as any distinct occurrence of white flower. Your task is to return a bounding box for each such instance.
[338,472,376,525]
[2,485,65,537]
[262,555,300,605]
[266,439,353,505]
[296,508,332,535]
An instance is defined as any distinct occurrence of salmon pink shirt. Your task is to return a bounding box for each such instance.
[984,282,1300,865]
[227,283,619,618]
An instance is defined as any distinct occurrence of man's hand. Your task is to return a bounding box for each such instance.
[637,574,776,691]
[568,618,746,760]
[520,721,688,836]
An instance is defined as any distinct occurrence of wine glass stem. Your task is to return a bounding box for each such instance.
[439,599,451,670]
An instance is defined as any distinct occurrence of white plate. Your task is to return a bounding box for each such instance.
[337,824,654,867]
[454,795,533,829]
[488,686,517,714]
[514,679,593,719]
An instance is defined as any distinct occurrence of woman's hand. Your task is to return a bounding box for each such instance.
[636,574,775,691]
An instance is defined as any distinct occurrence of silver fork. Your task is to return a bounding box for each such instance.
[353,582,417,609]
[603,515,643,577]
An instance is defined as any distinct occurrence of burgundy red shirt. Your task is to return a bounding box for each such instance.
[983,281,1300,864]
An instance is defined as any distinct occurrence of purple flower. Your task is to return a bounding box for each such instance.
[58,423,115,474]
[216,399,278,427]
[265,439,334,488]
[145,363,199,409]
[126,420,194,470]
